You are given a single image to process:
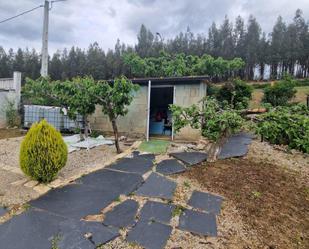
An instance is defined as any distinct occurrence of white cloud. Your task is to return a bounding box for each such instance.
[0,0,308,53]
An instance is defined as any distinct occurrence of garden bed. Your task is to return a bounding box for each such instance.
[181,143,309,249]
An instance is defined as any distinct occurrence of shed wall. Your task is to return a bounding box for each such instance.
[89,86,148,137]
[89,82,206,140]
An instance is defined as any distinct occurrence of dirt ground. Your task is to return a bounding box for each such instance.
[0,128,25,139]
[0,128,308,249]
[182,143,309,249]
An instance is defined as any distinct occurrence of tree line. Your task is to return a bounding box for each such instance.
[0,9,308,82]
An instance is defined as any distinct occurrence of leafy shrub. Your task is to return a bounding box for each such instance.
[20,119,68,183]
[216,79,253,109]
[4,99,19,127]
[256,104,309,153]
[207,84,220,97]
[262,74,297,106]
[170,97,244,161]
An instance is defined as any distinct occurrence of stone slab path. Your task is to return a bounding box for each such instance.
[155,159,186,175]
[0,147,232,249]
[0,207,7,217]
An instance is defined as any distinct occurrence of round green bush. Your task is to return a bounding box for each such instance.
[20,119,68,183]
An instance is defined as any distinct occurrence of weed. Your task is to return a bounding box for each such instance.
[251,190,262,199]
[51,234,61,249]
[183,181,191,188]
[172,205,185,217]
[114,196,121,202]
[22,203,31,211]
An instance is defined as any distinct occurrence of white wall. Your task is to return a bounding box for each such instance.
[0,72,21,128]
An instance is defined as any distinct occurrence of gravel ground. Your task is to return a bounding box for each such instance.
[1,133,308,248]
[0,135,130,206]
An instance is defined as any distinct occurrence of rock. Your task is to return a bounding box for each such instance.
[119,136,127,141]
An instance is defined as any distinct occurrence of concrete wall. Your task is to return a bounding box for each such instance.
[89,86,148,137]
[174,83,206,141]
[89,82,207,140]
[0,72,21,128]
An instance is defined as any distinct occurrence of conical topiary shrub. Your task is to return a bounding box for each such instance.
[20,119,68,183]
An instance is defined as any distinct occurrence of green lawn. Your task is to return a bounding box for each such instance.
[139,140,170,154]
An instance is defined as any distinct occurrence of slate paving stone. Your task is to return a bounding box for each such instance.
[170,152,208,166]
[107,157,153,175]
[79,169,144,195]
[135,173,177,200]
[132,151,156,161]
[103,199,138,228]
[61,221,119,248]
[0,208,85,249]
[127,220,172,249]
[219,132,253,159]
[178,209,217,236]
[188,191,224,215]
[156,159,186,175]
[139,201,175,224]
[30,183,117,219]
[0,207,7,217]
[0,208,119,249]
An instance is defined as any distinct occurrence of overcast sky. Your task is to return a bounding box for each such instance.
[0,0,308,54]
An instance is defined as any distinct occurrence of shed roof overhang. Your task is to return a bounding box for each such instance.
[108,76,209,85]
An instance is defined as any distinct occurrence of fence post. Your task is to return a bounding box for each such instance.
[13,71,21,106]
[307,95,309,108]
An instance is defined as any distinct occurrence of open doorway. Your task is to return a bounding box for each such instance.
[149,86,174,138]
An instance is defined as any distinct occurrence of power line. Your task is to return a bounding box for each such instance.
[0,5,44,24]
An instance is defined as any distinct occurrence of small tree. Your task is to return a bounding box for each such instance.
[23,76,97,140]
[170,97,244,162]
[216,79,253,109]
[262,74,297,106]
[93,76,139,153]
[53,76,97,139]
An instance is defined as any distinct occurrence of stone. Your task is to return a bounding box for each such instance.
[219,132,253,159]
[80,169,143,195]
[170,152,208,166]
[33,184,51,194]
[155,159,186,175]
[0,209,83,249]
[107,157,153,175]
[139,201,175,224]
[11,179,28,186]
[135,173,177,200]
[188,191,224,215]
[73,221,119,247]
[31,169,143,220]
[0,208,119,249]
[30,183,118,219]
[103,200,138,228]
[178,209,217,236]
[24,180,39,188]
[127,220,172,249]
[0,207,7,217]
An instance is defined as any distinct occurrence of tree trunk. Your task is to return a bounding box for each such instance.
[84,115,89,139]
[111,118,122,154]
[207,135,228,162]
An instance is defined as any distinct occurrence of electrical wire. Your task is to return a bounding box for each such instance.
[0,5,43,24]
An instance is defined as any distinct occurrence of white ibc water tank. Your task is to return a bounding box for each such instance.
[23,105,81,131]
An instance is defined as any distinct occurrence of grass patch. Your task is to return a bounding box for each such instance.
[139,140,170,154]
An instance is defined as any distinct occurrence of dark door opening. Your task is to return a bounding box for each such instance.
[149,87,174,137]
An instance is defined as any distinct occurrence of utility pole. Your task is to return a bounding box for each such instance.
[40,0,49,77]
